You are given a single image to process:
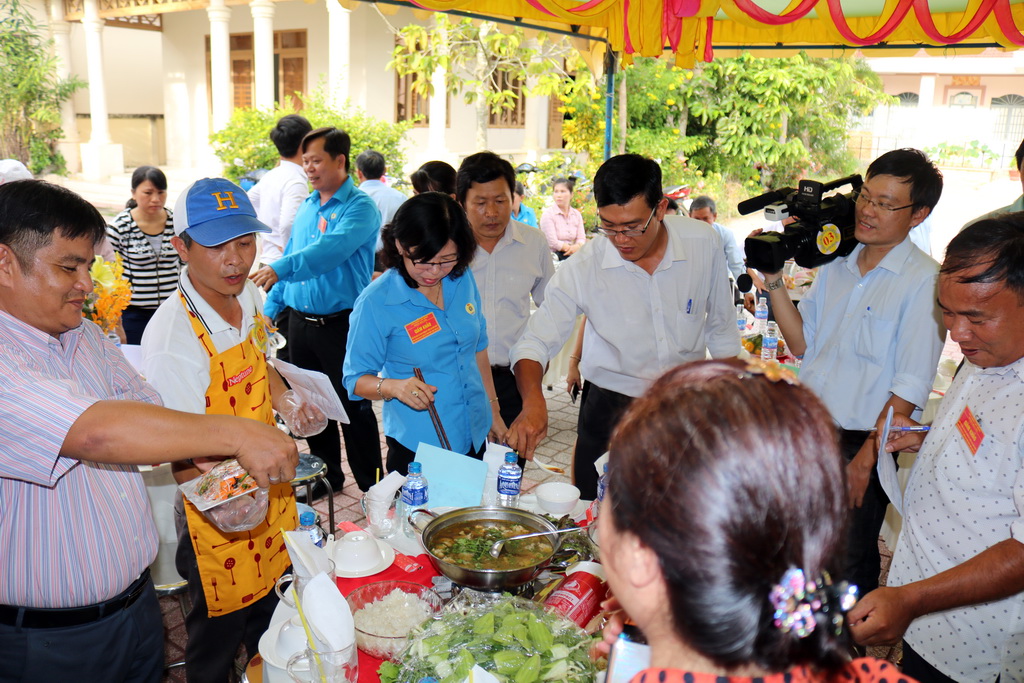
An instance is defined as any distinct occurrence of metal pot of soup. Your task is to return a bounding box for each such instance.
[411,506,559,591]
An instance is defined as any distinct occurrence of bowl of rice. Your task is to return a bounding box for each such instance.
[347,581,444,661]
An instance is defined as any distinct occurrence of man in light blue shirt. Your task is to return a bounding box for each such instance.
[763,148,946,597]
[687,195,745,283]
[251,127,383,493]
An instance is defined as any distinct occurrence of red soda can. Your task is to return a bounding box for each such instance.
[543,561,608,628]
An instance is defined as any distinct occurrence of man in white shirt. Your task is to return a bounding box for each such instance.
[457,152,554,441]
[247,114,311,362]
[762,148,945,597]
[507,154,740,498]
[849,213,1024,683]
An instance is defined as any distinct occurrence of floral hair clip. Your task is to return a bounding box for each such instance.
[769,567,858,638]
[743,358,799,385]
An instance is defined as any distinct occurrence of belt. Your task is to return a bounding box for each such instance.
[490,364,512,372]
[0,568,151,629]
[293,310,346,327]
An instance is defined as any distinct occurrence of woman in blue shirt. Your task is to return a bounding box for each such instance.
[344,192,506,474]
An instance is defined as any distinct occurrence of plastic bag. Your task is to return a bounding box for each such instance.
[278,389,328,438]
[179,459,261,512]
[385,593,596,683]
[202,487,269,533]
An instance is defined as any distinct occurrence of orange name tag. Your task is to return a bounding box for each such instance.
[956,405,985,455]
[405,312,442,344]
[317,216,328,234]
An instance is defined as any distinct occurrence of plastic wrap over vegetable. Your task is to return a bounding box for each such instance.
[379,593,597,683]
[179,459,270,531]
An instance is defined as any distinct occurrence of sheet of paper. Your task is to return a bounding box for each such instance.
[415,442,489,509]
[876,406,903,515]
[270,359,349,424]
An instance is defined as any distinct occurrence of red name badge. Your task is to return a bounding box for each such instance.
[317,216,328,234]
[956,405,985,455]
[405,312,442,344]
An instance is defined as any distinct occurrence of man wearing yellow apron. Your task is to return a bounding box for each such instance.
[142,179,304,682]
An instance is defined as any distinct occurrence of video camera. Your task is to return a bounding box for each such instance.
[738,174,863,274]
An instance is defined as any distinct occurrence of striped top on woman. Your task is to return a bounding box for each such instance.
[106,207,180,309]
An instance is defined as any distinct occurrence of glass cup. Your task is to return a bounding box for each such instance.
[359,490,400,539]
[286,644,358,683]
[274,559,337,609]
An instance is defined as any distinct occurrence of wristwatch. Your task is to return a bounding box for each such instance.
[766,276,785,291]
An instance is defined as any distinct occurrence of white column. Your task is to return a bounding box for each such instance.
[207,0,232,133]
[326,0,350,106]
[522,76,543,158]
[82,0,109,145]
[918,74,936,108]
[79,0,123,180]
[46,1,81,172]
[251,0,275,110]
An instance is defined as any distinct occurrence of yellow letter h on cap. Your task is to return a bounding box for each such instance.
[212,191,238,211]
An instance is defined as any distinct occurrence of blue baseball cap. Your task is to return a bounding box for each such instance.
[173,177,270,247]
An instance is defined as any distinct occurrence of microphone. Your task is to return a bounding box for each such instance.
[737,189,789,216]
[736,273,753,292]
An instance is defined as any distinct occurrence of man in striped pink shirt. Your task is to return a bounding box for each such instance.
[0,180,298,683]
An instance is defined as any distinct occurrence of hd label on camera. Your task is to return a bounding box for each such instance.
[817,223,841,255]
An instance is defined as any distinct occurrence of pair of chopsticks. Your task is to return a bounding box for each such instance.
[413,367,451,450]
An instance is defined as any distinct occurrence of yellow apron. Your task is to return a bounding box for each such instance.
[180,292,297,616]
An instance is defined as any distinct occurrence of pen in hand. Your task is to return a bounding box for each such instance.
[869,425,930,433]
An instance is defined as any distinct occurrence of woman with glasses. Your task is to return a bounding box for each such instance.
[597,359,907,683]
[343,192,505,474]
[540,177,586,260]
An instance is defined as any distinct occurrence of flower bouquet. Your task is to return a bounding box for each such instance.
[82,255,132,334]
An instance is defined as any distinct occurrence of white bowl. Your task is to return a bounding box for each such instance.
[276,615,307,661]
[335,531,382,572]
[536,482,581,515]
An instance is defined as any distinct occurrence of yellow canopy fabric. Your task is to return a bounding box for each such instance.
[383,0,1024,66]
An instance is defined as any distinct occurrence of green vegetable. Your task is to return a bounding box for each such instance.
[378,660,401,683]
[391,595,597,683]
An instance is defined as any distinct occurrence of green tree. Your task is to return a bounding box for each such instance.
[0,0,83,174]
[210,89,412,183]
[389,15,574,150]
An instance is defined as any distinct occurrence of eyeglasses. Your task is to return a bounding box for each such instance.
[408,255,459,271]
[853,190,914,213]
[594,205,657,238]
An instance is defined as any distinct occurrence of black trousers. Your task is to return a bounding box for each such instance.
[122,305,157,345]
[385,436,485,476]
[287,309,383,493]
[174,497,280,683]
[839,428,894,596]
[902,641,967,683]
[0,579,163,683]
[574,381,635,500]
[491,365,527,470]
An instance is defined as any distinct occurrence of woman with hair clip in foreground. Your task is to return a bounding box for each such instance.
[596,359,915,683]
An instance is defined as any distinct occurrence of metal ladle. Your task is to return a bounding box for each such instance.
[488,526,585,558]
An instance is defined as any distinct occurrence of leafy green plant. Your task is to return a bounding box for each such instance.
[209,89,412,183]
[924,140,999,169]
[0,0,83,174]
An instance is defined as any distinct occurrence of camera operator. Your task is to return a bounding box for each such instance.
[762,148,945,597]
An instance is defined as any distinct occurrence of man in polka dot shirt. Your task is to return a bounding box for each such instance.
[849,214,1024,683]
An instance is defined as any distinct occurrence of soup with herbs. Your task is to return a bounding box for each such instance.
[429,519,553,571]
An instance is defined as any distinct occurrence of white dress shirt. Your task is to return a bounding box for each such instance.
[141,267,264,413]
[470,220,554,366]
[248,160,308,265]
[510,215,740,397]
[798,238,944,430]
[710,221,745,281]
[889,356,1024,683]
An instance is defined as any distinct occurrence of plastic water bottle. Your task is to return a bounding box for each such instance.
[762,321,779,362]
[596,464,609,503]
[397,462,429,535]
[736,303,746,335]
[754,296,769,335]
[298,511,325,548]
[496,453,523,508]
